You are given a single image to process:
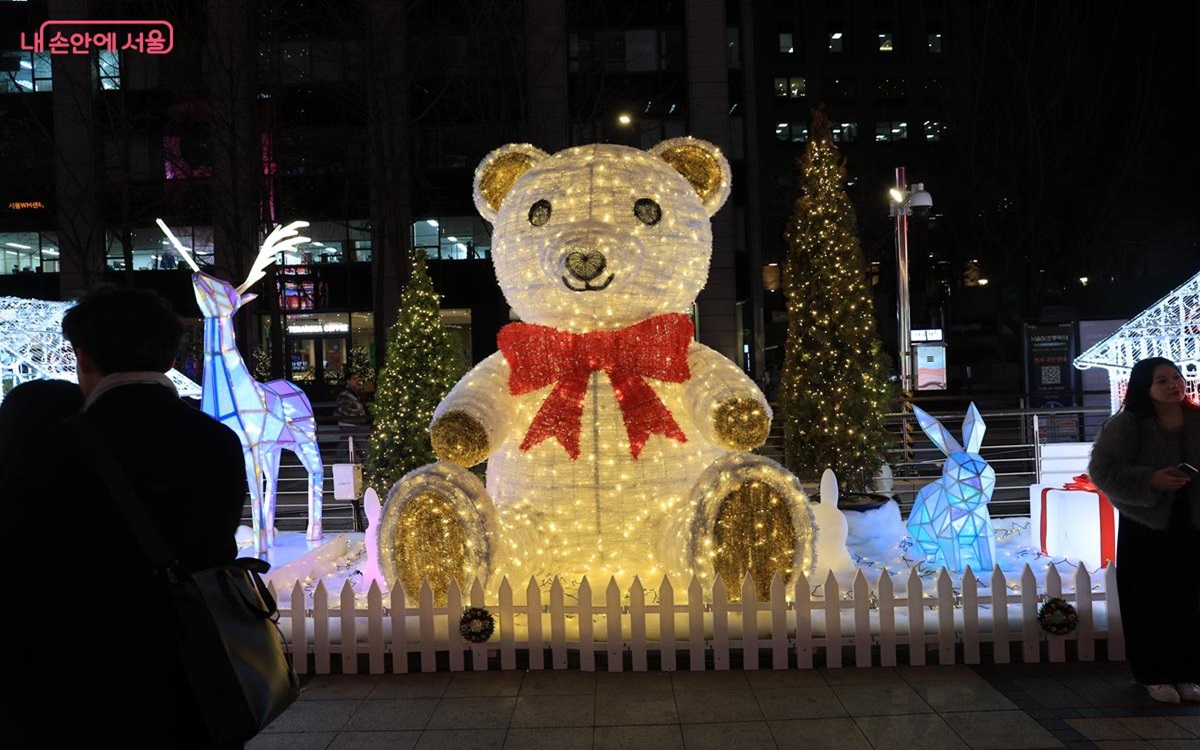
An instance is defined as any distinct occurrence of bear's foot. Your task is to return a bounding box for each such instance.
[686,454,816,601]
[712,480,795,601]
[377,462,495,604]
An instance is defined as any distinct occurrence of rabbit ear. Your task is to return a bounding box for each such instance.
[962,403,986,453]
[913,405,964,456]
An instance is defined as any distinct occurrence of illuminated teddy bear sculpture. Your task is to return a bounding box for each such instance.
[376,138,815,599]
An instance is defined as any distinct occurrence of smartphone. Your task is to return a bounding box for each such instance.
[1177,462,1199,477]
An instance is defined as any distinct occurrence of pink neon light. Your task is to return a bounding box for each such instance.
[20,20,175,55]
[262,133,278,225]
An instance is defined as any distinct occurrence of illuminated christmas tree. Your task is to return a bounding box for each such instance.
[781,110,896,491]
[366,255,465,493]
[346,346,374,385]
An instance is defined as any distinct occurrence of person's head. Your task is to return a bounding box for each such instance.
[1122,357,1194,415]
[345,371,361,391]
[0,379,84,468]
[62,285,184,397]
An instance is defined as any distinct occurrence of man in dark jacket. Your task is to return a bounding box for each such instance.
[7,286,247,746]
[334,370,370,427]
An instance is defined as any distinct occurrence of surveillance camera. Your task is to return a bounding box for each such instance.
[907,183,933,219]
[908,184,933,208]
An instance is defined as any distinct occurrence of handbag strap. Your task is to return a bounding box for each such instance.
[67,413,179,574]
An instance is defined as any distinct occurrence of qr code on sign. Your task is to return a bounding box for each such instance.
[1041,366,1062,385]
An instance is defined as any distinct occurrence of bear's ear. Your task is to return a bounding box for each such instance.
[473,144,549,221]
[649,137,732,216]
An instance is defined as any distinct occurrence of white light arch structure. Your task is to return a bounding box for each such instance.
[1074,270,1200,413]
[0,295,201,404]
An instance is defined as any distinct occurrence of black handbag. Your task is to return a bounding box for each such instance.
[70,415,301,743]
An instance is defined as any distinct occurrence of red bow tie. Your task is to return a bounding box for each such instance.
[498,313,692,459]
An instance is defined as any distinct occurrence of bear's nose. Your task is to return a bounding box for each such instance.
[565,249,607,281]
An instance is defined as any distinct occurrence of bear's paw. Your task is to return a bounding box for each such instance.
[431,410,490,466]
[713,397,771,451]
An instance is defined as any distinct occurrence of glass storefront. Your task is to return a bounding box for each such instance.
[280,311,352,388]
[251,311,377,399]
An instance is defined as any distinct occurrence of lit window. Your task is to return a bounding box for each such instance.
[97,51,120,90]
[0,231,56,275]
[410,217,491,261]
[832,122,857,143]
[0,51,52,93]
[877,22,895,52]
[33,51,52,91]
[353,239,371,263]
[928,22,943,53]
[874,121,908,142]
[779,32,794,54]
[773,76,806,98]
[924,120,945,141]
[774,123,808,143]
[828,27,844,53]
[109,225,213,272]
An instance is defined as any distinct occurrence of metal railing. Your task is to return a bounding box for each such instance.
[262,403,1114,532]
[765,402,1114,518]
[247,423,372,533]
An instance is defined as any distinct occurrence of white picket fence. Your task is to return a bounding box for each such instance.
[272,563,1122,675]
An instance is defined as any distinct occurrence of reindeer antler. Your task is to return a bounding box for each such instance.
[155,218,201,272]
[236,221,311,295]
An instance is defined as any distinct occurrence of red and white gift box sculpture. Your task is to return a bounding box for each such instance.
[1028,474,1118,570]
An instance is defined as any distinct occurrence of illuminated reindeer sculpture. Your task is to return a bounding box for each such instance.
[158,219,323,554]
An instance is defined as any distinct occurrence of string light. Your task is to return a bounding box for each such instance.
[377,139,817,600]
[0,296,202,404]
[365,256,466,493]
[781,112,896,491]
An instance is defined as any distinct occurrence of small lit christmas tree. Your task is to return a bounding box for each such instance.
[251,343,271,381]
[347,346,374,385]
[366,255,465,493]
[781,109,896,491]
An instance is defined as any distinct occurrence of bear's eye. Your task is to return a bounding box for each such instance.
[528,200,552,226]
[633,198,662,226]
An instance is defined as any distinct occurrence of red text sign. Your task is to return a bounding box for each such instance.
[20,20,174,55]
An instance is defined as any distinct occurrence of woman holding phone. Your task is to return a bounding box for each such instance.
[1089,357,1200,703]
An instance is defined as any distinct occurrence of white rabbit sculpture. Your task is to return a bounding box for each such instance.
[905,403,996,573]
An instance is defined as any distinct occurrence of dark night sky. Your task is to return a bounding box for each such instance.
[926,3,1198,320]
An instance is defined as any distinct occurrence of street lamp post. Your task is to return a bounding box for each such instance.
[888,168,932,395]
[889,170,932,471]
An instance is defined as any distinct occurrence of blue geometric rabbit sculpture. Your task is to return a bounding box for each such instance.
[905,403,996,573]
